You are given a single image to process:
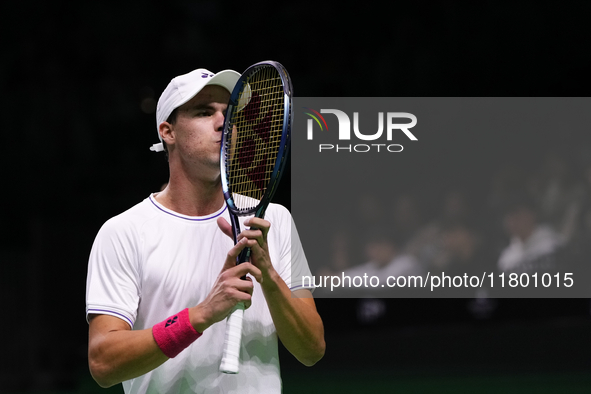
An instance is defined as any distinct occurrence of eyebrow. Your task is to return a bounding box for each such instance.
[185,102,213,111]
[183,100,226,113]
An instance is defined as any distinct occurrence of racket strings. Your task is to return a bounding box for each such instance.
[225,66,285,210]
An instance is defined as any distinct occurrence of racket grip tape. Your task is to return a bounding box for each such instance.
[220,302,245,374]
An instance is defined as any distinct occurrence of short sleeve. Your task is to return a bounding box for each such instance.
[269,204,314,292]
[86,216,141,328]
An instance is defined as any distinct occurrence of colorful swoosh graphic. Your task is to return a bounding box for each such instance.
[303,107,329,131]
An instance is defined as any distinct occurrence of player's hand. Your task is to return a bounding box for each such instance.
[190,238,262,333]
[217,217,275,280]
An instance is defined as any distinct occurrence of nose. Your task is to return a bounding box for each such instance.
[215,108,226,132]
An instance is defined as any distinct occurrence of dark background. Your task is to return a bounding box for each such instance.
[1,1,591,392]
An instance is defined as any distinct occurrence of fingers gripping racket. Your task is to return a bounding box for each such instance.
[219,61,292,374]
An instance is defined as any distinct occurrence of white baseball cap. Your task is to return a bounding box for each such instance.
[150,68,241,152]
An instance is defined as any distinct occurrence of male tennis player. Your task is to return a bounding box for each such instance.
[86,68,325,393]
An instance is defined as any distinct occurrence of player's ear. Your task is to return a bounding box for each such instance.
[159,122,175,147]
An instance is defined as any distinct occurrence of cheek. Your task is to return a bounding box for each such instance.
[176,126,205,150]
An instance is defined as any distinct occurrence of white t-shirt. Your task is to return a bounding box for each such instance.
[86,194,312,394]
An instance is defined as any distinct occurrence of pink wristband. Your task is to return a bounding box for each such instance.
[152,308,201,358]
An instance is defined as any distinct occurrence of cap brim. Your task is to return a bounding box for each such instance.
[206,69,241,95]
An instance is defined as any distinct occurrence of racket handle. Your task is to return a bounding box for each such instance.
[220,302,245,374]
[237,246,252,264]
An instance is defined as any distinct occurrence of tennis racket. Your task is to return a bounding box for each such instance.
[219,61,292,374]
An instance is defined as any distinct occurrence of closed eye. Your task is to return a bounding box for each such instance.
[194,109,213,117]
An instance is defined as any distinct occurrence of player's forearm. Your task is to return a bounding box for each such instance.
[88,326,168,387]
[261,271,325,366]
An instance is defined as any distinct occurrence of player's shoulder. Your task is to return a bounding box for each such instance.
[267,202,290,213]
[97,196,157,238]
[265,202,292,221]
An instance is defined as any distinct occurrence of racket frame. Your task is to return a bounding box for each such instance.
[220,60,292,233]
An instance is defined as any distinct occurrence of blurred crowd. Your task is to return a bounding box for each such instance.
[317,149,591,295]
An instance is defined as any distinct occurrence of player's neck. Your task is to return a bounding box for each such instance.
[156,172,224,217]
